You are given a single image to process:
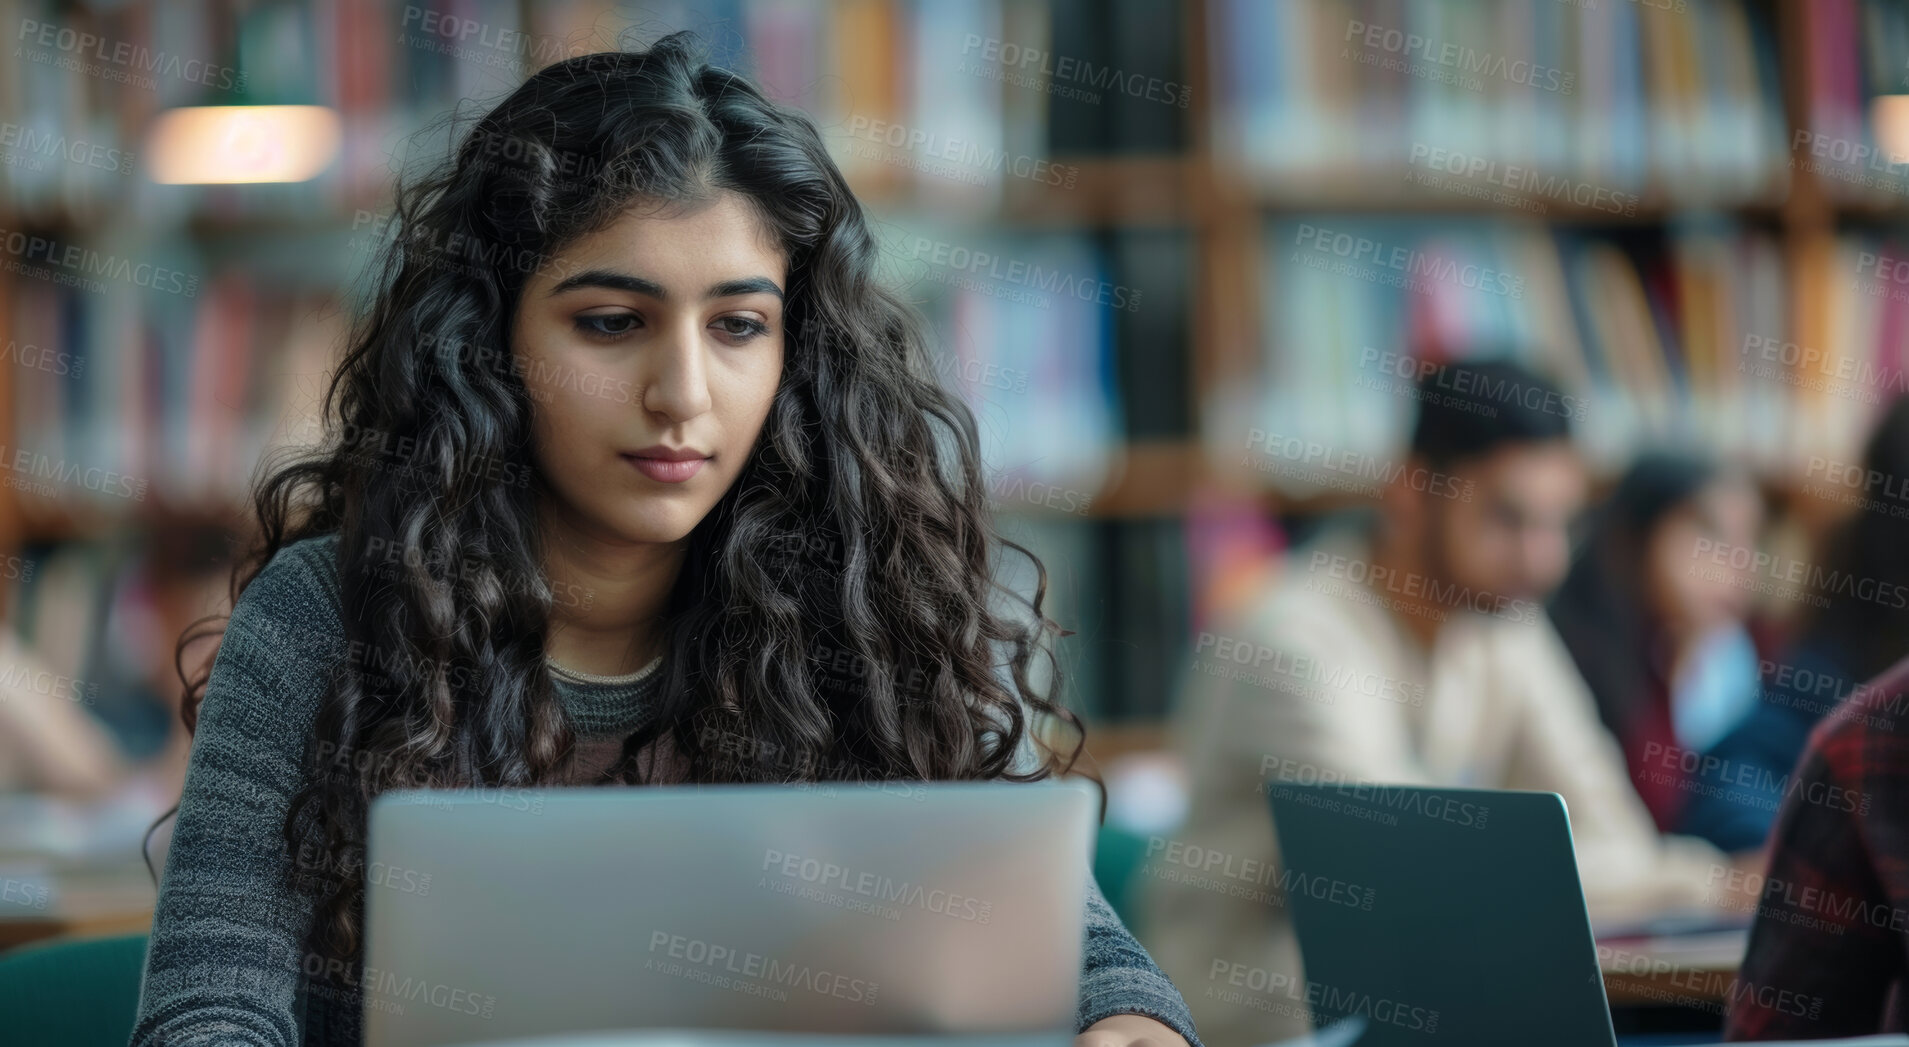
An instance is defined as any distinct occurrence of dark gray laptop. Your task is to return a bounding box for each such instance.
[1266,783,1617,1047]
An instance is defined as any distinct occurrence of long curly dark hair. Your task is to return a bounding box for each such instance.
[157,30,1081,974]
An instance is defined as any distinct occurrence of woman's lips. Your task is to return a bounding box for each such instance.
[621,454,708,483]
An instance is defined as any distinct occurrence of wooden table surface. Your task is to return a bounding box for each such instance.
[0,860,156,952]
[1598,929,1748,1009]
[0,852,1749,1018]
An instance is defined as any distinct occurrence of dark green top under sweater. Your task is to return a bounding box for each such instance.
[127,532,1202,1046]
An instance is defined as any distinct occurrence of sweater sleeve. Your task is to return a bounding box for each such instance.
[1077,871,1205,1045]
[129,536,346,1047]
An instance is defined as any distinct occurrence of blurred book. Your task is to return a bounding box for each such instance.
[1213,216,1893,492]
[1207,0,1789,205]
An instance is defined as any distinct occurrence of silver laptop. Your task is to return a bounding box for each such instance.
[362,780,1095,1047]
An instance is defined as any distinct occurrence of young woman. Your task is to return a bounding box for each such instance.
[1680,394,1909,853]
[129,33,1199,1047]
[1547,451,1768,830]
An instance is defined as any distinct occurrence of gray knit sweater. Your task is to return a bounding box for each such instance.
[128,533,1201,1046]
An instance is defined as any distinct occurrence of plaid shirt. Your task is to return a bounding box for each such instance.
[1723,653,1909,1039]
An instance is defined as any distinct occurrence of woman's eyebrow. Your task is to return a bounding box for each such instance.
[707,276,784,301]
[544,270,783,302]
[546,268,669,298]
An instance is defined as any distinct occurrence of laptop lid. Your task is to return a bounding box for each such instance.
[1265,783,1617,1047]
[362,779,1097,1047]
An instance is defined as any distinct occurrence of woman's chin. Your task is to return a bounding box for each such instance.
[605,506,705,546]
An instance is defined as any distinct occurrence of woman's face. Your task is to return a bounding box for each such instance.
[511,192,786,546]
[1648,477,1764,637]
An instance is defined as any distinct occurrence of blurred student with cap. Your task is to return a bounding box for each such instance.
[1141,358,1749,1047]
[1549,451,1769,833]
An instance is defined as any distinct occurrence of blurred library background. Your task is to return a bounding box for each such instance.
[0,0,1907,988]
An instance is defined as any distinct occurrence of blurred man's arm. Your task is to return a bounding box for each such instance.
[0,630,127,800]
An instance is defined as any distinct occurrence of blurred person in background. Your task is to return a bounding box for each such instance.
[1550,451,1769,833]
[1681,393,1909,854]
[1142,358,1751,1047]
[0,537,218,808]
[1721,651,1909,1039]
[0,628,127,800]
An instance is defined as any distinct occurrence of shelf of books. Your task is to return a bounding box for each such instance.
[1,0,1905,733]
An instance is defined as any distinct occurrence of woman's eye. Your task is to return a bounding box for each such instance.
[713,316,770,342]
[575,313,638,340]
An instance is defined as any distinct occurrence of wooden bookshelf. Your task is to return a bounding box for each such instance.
[0,0,1900,717]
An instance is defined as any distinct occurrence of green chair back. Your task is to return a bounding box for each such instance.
[1094,822,1154,932]
[0,934,149,1047]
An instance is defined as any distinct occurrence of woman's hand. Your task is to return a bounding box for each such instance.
[1076,1013,1191,1047]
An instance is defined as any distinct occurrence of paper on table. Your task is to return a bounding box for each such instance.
[0,858,56,914]
[1250,1017,1367,1047]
